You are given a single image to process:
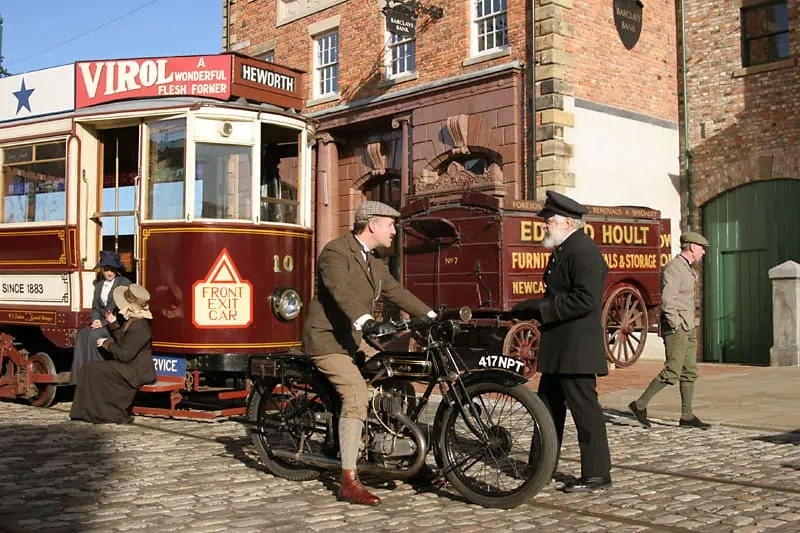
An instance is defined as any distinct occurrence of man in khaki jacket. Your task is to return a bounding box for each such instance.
[303,200,434,506]
[629,231,711,430]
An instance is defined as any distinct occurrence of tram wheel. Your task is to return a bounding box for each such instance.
[602,284,648,368]
[28,352,57,408]
[502,322,540,379]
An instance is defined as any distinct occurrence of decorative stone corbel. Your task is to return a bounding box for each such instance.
[365,142,388,176]
[446,114,470,155]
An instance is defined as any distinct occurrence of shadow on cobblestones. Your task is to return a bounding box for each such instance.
[0,422,113,533]
[216,435,266,472]
[752,429,800,446]
[602,407,674,429]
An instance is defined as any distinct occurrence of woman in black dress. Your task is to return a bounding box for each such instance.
[69,251,130,384]
[70,284,157,424]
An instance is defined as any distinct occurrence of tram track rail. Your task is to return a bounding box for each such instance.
[50,406,800,498]
[27,405,800,531]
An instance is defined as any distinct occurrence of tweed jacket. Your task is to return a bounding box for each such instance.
[101,318,157,388]
[91,275,131,325]
[537,229,609,375]
[303,232,432,356]
[660,254,697,332]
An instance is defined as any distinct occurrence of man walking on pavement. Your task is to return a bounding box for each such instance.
[511,191,612,493]
[629,231,712,430]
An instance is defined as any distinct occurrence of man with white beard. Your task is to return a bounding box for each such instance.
[511,190,612,493]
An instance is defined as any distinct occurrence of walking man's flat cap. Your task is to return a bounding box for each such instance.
[680,231,710,247]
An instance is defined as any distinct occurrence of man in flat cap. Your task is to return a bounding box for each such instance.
[629,231,711,430]
[303,200,436,506]
[512,190,612,493]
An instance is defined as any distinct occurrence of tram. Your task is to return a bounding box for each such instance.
[0,54,314,419]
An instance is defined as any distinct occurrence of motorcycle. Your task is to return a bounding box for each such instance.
[246,308,558,508]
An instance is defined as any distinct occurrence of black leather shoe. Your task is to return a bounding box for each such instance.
[679,416,711,430]
[563,475,612,493]
[628,401,651,428]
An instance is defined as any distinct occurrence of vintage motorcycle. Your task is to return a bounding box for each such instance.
[246,308,558,508]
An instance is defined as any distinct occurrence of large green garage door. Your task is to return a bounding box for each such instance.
[702,179,800,364]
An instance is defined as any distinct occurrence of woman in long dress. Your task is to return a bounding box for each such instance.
[70,284,157,424]
[69,251,130,384]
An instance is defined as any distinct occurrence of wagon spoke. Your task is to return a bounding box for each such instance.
[625,336,637,356]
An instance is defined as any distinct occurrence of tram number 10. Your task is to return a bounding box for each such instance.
[273,255,295,273]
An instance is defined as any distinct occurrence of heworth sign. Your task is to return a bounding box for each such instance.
[75,53,303,111]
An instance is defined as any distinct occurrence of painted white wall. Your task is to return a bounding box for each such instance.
[564,96,681,256]
[564,96,681,360]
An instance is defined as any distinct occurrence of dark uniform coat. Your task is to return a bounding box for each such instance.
[303,232,431,356]
[70,318,157,424]
[537,229,609,375]
[69,275,131,384]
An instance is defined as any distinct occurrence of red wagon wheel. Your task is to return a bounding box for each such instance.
[28,352,58,408]
[502,321,541,379]
[602,285,648,368]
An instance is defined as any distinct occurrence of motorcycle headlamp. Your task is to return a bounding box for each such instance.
[271,287,302,321]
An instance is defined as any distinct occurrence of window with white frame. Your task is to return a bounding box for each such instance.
[472,0,508,55]
[314,31,339,97]
[1,140,66,224]
[386,30,416,78]
[259,50,275,62]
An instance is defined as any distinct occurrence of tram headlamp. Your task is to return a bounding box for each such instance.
[271,287,302,321]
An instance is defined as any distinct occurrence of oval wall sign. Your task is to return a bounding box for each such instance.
[613,0,643,50]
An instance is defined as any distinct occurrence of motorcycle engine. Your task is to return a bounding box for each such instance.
[366,388,417,459]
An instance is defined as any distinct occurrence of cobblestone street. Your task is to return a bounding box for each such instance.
[1,396,799,533]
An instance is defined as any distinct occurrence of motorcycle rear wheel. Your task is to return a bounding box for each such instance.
[437,382,558,508]
[247,369,337,481]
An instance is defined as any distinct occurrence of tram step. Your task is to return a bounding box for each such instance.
[139,380,184,393]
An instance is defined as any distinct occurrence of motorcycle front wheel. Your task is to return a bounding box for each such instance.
[437,382,558,508]
[246,369,337,481]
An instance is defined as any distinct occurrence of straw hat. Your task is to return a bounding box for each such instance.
[113,284,151,314]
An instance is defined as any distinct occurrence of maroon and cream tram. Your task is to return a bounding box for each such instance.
[0,54,313,418]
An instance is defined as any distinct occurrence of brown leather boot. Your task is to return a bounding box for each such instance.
[337,469,381,506]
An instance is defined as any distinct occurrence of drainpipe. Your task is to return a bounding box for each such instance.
[528,0,537,200]
[680,0,692,230]
[225,0,231,52]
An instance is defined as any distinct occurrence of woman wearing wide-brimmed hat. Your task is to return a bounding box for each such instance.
[70,284,157,424]
[69,251,131,385]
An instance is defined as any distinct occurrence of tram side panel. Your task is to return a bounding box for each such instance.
[140,224,312,376]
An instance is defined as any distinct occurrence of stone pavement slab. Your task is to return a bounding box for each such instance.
[601,365,800,432]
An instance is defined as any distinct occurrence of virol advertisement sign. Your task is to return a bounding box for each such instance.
[75,55,232,108]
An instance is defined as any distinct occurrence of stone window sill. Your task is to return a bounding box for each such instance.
[306,93,340,108]
[463,47,511,67]
[378,73,418,88]
[733,57,796,78]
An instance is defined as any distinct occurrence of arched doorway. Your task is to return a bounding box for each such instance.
[702,178,800,364]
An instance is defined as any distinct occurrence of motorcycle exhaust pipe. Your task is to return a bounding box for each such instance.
[268,411,429,479]
[367,410,427,480]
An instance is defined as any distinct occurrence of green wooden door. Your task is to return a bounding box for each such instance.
[702,179,800,364]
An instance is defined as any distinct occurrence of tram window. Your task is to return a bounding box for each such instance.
[146,119,185,220]
[260,137,298,224]
[1,140,66,224]
[194,143,252,220]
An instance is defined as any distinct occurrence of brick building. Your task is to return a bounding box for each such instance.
[680,0,800,365]
[223,0,681,241]
[223,0,682,360]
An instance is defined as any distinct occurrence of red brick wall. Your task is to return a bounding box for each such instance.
[228,0,530,113]
[682,0,800,215]
[563,0,678,122]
